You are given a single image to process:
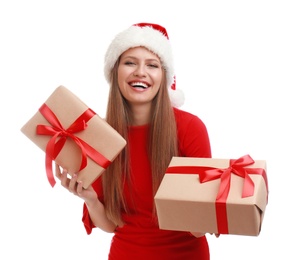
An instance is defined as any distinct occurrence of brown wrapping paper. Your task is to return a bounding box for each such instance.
[21,85,126,188]
[154,156,268,236]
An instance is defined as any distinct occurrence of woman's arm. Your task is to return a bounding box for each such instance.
[55,164,117,233]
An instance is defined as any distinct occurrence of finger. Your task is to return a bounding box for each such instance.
[76,181,84,196]
[68,173,78,193]
[55,164,61,179]
[60,168,70,188]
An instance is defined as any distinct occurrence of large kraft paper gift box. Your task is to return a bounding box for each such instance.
[21,85,126,189]
[154,155,268,236]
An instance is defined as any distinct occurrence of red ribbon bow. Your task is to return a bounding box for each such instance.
[166,155,268,234]
[200,154,256,201]
[37,103,111,187]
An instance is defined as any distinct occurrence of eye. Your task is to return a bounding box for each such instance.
[148,64,159,68]
[124,61,135,66]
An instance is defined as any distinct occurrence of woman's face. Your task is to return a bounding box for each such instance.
[117,46,163,106]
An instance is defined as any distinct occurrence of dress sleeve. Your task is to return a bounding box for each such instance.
[81,176,104,235]
[82,203,96,234]
[177,110,212,158]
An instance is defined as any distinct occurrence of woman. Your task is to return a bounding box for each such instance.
[56,23,212,259]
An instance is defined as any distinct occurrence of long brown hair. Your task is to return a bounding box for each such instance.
[103,58,179,225]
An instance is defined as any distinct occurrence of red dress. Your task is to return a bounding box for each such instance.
[82,108,212,260]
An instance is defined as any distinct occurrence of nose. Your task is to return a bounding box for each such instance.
[133,64,146,77]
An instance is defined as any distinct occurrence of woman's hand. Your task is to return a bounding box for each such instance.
[55,164,97,205]
[210,233,220,238]
[190,232,220,238]
[190,232,206,238]
[55,163,117,232]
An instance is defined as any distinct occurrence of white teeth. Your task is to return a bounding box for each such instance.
[130,82,148,88]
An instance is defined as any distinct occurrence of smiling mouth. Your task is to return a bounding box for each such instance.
[130,82,150,89]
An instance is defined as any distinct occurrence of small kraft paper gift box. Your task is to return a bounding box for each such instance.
[21,85,127,189]
[154,155,268,236]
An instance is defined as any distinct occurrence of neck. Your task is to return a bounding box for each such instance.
[130,103,151,126]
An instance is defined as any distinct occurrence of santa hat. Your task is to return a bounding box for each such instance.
[104,22,185,107]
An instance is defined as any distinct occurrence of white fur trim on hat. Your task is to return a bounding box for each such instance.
[168,87,185,108]
[104,23,185,107]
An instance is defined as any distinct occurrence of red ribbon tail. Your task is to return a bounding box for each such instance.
[242,174,255,197]
[45,153,56,187]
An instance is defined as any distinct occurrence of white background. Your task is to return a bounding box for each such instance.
[1,0,287,259]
